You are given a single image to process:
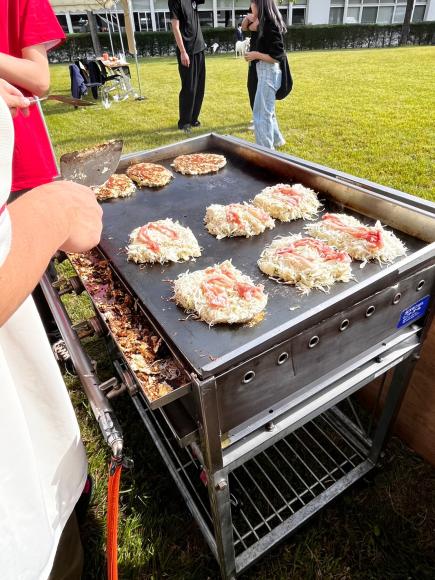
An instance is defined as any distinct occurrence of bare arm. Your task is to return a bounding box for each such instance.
[0,45,50,96]
[171,19,190,67]
[0,182,102,325]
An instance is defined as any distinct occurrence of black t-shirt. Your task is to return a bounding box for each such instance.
[168,0,205,55]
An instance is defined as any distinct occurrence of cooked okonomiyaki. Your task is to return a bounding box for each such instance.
[258,235,352,294]
[128,219,201,264]
[205,202,275,239]
[305,213,407,263]
[253,183,321,222]
[126,162,173,187]
[173,260,267,325]
[93,174,136,201]
[171,153,227,175]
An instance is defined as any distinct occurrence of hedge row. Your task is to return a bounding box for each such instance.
[49,22,435,62]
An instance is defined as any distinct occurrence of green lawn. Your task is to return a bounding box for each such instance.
[49,47,435,580]
[46,46,435,201]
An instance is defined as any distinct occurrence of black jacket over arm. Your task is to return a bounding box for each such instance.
[256,18,293,100]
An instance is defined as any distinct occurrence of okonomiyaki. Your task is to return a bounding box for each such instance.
[126,162,173,187]
[253,183,321,222]
[93,174,136,201]
[205,202,275,239]
[171,153,227,175]
[173,260,267,325]
[128,219,201,264]
[305,213,407,263]
[258,234,352,294]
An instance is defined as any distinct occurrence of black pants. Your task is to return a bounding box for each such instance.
[177,50,206,128]
[247,62,258,111]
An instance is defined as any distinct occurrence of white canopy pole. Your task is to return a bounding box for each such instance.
[120,0,145,100]
[106,11,115,54]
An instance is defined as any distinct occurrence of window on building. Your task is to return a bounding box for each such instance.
[56,14,69,33]
[199,11,213,27]
[412,5,426,21]
[329,7,344,24]
[377,6,394,23]
[361,6,378,23]
[393,5,406,23]
[138,12,152,31]
[292,8,306,25]
[70,14,88,33]
[156,11,170,31]
[346,7,360,23]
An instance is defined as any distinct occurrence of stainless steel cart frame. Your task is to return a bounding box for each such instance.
[42,134,435,580]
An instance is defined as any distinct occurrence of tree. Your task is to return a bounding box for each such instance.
[400,0,415,45]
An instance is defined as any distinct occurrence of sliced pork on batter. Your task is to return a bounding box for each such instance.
[305,213,407,263]
[126,162,173,187]
[258,235,352,294]
[205,202,275,239]
[128,218,201,264]
[173,260,267,325]
[253,183,321,222]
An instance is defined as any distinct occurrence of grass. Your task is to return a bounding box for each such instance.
[46,46,435,201]
[49,47,435,580]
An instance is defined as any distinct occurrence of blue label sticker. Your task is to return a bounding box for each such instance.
[397,295,431,329]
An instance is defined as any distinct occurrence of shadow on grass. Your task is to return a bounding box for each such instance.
[81,509,106,580]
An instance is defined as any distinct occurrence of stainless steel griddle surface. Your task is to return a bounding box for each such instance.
[99,146,425,378]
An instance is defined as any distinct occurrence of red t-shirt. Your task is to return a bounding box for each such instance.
[0,0,65,191]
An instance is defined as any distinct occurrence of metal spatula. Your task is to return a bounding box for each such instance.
[60,140,123,187]
[29,95,96,107]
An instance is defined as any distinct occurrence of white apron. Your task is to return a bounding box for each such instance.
[0,96,87,579]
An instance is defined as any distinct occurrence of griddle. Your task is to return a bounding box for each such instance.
[99,138,426,379]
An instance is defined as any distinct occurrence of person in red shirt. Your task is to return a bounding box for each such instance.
[0,0,65,192]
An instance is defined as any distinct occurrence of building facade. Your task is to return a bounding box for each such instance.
[51,0,435,34]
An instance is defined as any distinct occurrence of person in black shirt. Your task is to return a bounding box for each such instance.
[235,23,244,42]
[244,0,286,149]
[169,0,206,133]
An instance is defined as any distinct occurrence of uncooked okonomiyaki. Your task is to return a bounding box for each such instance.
[173,260,267,325]
[305,213,407,263]
[128,218,201,264]
[93,173,136,201]
[258,234,352,294]
[205,202,275,239]
[171,153,227,175]
[126,162,173,187]
[253,183,321,222]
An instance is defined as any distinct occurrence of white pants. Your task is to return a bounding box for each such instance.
[0,297,87,579]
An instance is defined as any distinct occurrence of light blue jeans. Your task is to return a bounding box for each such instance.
[253,61,285,150]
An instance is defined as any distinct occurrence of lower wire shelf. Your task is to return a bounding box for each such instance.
[132,391,374,575]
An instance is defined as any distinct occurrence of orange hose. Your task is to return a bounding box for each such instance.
[107,460,122,580]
